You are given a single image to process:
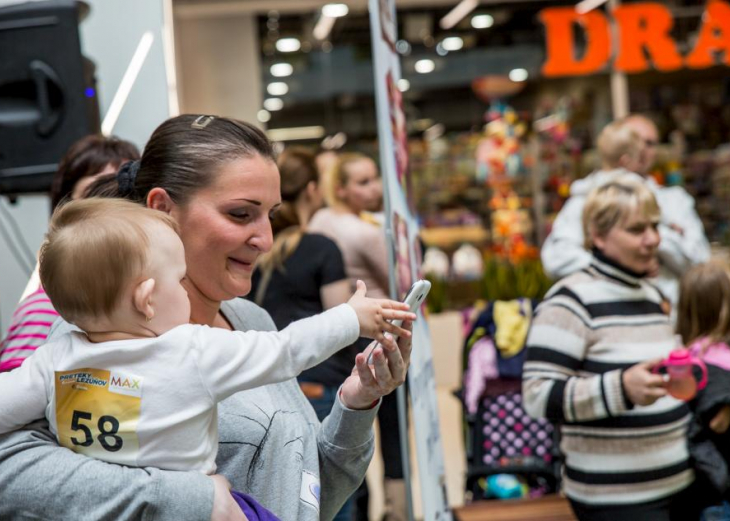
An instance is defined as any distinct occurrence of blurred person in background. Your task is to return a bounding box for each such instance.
[541,115,710,309]
[310,153,406,521]
[0,135,139,373]
[248,147,357,521]
[311,153,389,298]
[525,176,710,521]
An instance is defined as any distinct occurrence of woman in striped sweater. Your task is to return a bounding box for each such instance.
[523,176,706,520]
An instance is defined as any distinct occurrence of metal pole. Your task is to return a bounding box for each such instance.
[382,198,416,521]
[608,0,629,119]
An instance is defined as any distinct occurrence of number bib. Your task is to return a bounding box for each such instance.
[55,368,142,464]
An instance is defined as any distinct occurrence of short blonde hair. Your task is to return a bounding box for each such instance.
[39,198,178,324]
[582,176,660,249]
[677,261,730,346]
[597,120,642,169]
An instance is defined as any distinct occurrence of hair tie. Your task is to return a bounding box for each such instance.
[117,160,140,197]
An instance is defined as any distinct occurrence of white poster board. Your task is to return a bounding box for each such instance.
[368,1,452,519]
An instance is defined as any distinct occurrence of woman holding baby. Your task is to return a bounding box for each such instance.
[0,114,412,521]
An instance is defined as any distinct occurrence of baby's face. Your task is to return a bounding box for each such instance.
[145,223,191,333]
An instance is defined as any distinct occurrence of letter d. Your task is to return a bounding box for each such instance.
[540,7,611,77]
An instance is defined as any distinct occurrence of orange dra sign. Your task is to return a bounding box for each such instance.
[540,1,730,76]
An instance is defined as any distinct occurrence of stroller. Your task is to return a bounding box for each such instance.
[458,299,561,501]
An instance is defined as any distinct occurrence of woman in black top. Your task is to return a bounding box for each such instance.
[248,148,355,521]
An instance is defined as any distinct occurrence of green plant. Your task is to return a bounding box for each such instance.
[481,256,552,302]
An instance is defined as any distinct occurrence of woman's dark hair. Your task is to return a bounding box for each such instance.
[89,114,276,205]
[272,147,319,234]
[256,148,319,278]
[50,135,140,210]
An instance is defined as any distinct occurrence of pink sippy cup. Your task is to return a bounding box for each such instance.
[653,348,708,401]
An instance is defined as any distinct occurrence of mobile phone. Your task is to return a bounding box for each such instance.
[366,279,431,363]
[393,279,430,329]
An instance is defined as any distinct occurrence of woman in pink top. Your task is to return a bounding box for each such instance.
[0,135,139,373]
[309,153,390,299]
[309,152,407,521]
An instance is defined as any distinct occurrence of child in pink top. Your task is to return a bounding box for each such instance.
[0,287,59,372]
[677,261,730,512]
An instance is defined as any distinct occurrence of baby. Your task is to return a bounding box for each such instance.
[0,198,414,519]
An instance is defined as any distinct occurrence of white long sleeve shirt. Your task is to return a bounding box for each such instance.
[541,168,711,306]
[0,303,359,474]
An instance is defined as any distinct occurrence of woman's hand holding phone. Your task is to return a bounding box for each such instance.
[348,280,416,343]
[366,279,430,363]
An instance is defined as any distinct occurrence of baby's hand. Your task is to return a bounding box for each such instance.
[710,405,730,434]
[348,280,416,343]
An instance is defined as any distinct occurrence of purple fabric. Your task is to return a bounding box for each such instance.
[464,337,499,415]
[231,490,281,521]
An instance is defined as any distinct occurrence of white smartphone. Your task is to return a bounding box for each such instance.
[366,279,431,363]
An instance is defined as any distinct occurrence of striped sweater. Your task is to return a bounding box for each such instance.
[0,287,59,373]
[523,253,692,506]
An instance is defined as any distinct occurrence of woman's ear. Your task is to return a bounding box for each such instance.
[617,153,629,168]
[147,188,175,214]
[133,278,156,321]
[592,231,607,251]
[335,183,347,203]
[305,180,317,196]
[305,180,322,202]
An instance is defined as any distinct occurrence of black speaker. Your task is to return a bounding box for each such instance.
[0,0,100,195]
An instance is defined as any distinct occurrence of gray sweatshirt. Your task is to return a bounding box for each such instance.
[0,299,378,521]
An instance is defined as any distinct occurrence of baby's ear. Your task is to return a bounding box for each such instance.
[133,278,156,320]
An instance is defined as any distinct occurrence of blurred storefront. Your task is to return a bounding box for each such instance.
[174,0,730,311]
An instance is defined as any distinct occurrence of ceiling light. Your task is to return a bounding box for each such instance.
[313,15,336,40]
[576,0,608,14]
[424,123,445,141]
[276,38,301,53]
[441,36,463,51]
[396,40,411,55]
[270,63,293,77]
[440,0,479,30]
[322,3,348,18]
[509,68,528,82]
[267,82,289,95]
[397,78,410,92]
[257,110,271,123]
[102,31,154,136]
[267,125,326,141]
[263,98,284,111]
[471,14,494,29]
[322,131,348,149]
[415,59,435,74]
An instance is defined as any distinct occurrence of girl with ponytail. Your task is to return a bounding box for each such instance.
[252,147,351,318]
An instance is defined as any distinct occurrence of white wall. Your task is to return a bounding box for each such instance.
[81,0,174,149]
[0,196,49,331]
[0,0,172,330]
